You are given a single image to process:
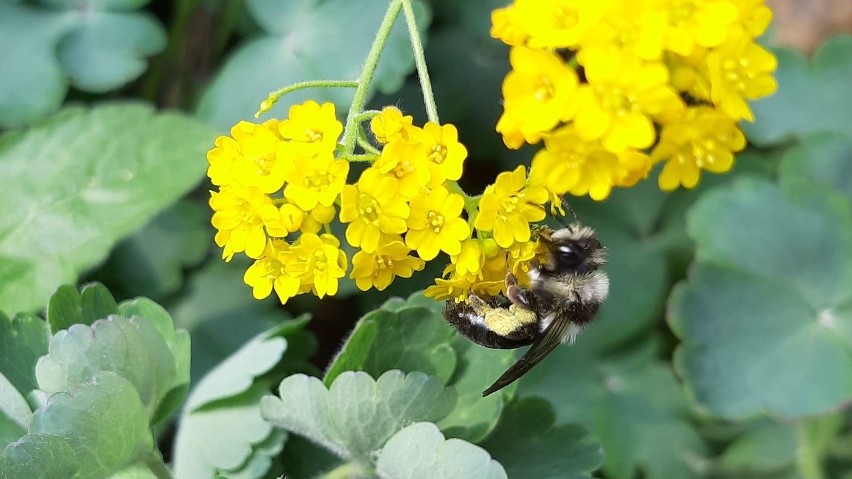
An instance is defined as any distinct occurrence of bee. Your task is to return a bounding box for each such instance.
[443,222,609,397]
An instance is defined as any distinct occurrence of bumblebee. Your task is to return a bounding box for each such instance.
[444,222,609,396]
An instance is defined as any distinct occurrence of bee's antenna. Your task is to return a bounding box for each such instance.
[562,198,579,223]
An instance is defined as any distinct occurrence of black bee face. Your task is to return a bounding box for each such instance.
[538,224,606,276]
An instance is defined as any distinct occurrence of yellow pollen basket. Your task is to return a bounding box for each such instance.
[483,304,537,336]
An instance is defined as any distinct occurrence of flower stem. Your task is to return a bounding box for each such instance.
[255,80,359,118]
[341,0,404,153]
[402,0,439,123]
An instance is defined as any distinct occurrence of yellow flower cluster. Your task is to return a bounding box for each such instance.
[208,102,565,303]
[208,102,492,303]
[492,0,777,195]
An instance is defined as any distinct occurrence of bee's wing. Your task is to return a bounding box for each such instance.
[481,313,572,397]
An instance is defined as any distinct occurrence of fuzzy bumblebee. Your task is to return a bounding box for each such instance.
[444,222,609,396]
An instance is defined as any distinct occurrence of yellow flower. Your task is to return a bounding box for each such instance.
[207,134,239,187]
[578,0,665,63]
[210,184,284,260]
[370,106,415,144]
[288,233,348,298]
[299,204,337,234]
[243,240,300,303]
[512,0,613,49]
[453,238,485,277]
[732,0,773,38]
[529,126,646,201]
[490,5,528,46]
[497,47,579,148]
[278,101,343,156]
[374,140,431,198]
[339,168,410,252]
[574,58,684,153]
[659,0,738,56]
[283,151,349,211]
[474,166,547,248]
[419,122,468,187]
[350,236,425,291]
[424,265,477,302]
[406,186,470,260]
[652,106,746,190]
[707,36,777,122]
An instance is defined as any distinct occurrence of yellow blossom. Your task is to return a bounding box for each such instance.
[419,122,468,187]
[278,101,343,156]
[424,265,477,302]
[578,0,666,63]
[652,106,746,190]
[350,236,425,291]
[490,5,528,46]
[707,36,778,122]
[283,151,349,211]
[339,168,410,252]
[453,238,485,277]
[512,0,613,49]
[370,106,415,144]
[243,240,300,303]
[475,166,548,248]
[497,47,579,148]
[574,58,684,153]
[287,233,348,298]
[210,184,285,260]
[529,126,649,200]
[733,0,773,38]
[374,140,431,198]
[406,186,470,260]
[658,0,738,56]
[299,204,337,235]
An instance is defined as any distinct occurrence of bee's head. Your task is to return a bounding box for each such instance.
[536,223,606,275]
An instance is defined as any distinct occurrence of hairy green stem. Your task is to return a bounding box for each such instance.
[340,0,404,153]
[255,80,359,117]
[402,0,439,123]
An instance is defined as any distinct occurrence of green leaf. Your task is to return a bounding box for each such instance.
[779,133,852,202]
[742,35,852,146]
[0,2,68,128]
[375,422,507,479]
[0,311,49,395]
[173,383,280,479]
[669,177,852,418]
[173,320,312,479]
[168,259,295,383]
[719,420,797,475]
[185,328,287,411]
[0,372,30,445]
[89,200,210,301]
[55,10,166,92]
[324,301,457,386]
[279,434,343,479]
[197,0,431,130]
[2,372,153,479]
[47,282,119,332]
[262,370,456,462]
[0,2,165,127]
[480,397,602,479]
[35,304,190,420]
[0,104,215,313]
[518,340,707,479]
[437,338,515,443]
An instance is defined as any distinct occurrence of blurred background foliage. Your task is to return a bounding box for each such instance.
[1,0,852,478]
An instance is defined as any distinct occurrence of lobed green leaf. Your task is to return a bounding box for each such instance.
[262,370,455,462]
[375,422,507,479]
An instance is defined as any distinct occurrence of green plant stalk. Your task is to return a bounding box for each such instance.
[795,414,843,479]
[402,0,439,124]
[255,80,359,117]
[340,0,404,153]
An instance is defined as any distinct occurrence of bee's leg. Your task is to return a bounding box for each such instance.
[466,292,490,315]
[505,272,534,310]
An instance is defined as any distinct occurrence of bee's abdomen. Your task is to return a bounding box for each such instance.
[443,300,538,349]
